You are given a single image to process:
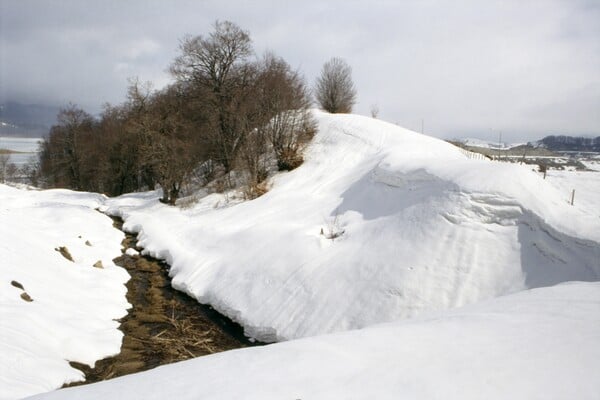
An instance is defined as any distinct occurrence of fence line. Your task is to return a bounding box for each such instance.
[458,148,489,161]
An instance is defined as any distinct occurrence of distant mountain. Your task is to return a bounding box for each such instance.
[458,138,525,150]
[0,101,59,137]
[531,135,600,152]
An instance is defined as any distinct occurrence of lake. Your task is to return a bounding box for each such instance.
[0,137,42,166]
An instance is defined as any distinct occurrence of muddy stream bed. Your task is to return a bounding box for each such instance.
[65,216,260,387]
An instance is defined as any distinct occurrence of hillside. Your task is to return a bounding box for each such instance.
[104,111,600,342]
[535,135,600,152]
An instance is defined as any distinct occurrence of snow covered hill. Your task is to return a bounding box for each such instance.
[0,185,129,400]
[105,111,600,342]
[26,282,600,400]
[2,112,599,399]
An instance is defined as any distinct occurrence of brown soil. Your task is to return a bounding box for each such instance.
[64,216,259,387]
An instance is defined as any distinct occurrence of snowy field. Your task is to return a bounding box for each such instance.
[0,186,129,400]
[27,282,600,400]
[543,167,600,218]
[2,112,599,399]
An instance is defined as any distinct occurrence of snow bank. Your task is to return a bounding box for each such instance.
[0,185,130,400]
[26,282,600,400]
[106,112,600,341]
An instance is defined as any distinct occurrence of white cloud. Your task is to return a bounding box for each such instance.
[120,38,161,60]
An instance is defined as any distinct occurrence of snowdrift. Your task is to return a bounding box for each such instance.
[0,185,129,400]
[26,282,600,400]
[105,111,600,342]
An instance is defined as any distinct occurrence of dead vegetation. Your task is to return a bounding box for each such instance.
[10,280,34,302]
[20,292,33,302]
[10,280,24,290]
[322,211,345,241]
[55,246,73,262]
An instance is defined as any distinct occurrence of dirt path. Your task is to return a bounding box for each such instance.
[65,216,259,386]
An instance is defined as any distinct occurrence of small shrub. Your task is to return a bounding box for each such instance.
[176,194,200,209]
[322,211,345,241]
[277,148,304,171]
[213,178,227,194]
[244,180,269,200]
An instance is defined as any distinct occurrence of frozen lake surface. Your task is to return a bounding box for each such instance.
[0,137,42,166]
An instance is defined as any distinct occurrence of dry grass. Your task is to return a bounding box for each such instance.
[20,292,33,302]
[55,246,74,262]
[147,303,220,361]
[244,180,269,200]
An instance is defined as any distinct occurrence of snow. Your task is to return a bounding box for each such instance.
[581,159,600,171]
[536,168,600,220]
[125,248,139,256]
[103,111,600,342]
[0,185,130,400]
[459,137,524,149]
[26,281,600,400]
[2,112,599,399]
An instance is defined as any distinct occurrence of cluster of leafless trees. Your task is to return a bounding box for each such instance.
[0,152,16,183]
[38,21,357,204]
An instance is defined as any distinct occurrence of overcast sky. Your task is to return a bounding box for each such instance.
[1,0,598,142]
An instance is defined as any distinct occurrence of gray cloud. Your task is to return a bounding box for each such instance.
[1,0,598,142]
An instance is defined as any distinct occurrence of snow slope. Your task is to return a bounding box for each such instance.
[543,168,600,219]
[26,282,600,400]
[0,185,129,400]
[106,111,600,342]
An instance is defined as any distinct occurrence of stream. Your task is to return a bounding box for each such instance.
[65,216,260,386]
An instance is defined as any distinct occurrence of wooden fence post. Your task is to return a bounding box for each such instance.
[570,189,575,206]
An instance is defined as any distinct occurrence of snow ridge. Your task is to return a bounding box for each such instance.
[105,111,600,342]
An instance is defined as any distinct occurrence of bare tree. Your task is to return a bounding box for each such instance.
[125,80,204,204]
[314,57,357,113]
[255,53,315,171]
[35,22,321,202]
[370,104,379,118]
[236,53,317,198]
[39,104,94,190]
[170,20,255,172]
[96,102,145,195]
[0,152,10,182]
